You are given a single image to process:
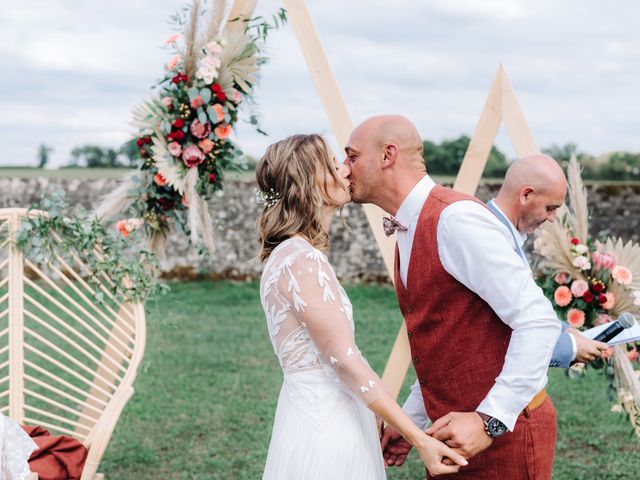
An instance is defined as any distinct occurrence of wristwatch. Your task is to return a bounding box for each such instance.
[476,412,508,438]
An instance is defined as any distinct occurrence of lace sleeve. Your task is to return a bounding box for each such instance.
[278,246,385,405]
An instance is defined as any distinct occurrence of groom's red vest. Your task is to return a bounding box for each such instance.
[394,185,513,421]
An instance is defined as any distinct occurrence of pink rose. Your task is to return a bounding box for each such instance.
[570,279,589,298]
[566,308,585,328]
[181,196,189,207]
[168,141,182,157]
[190,95,205,109]
[232,89,242,103]
[161,97,174,109]
[214,124,232,139]
[554,272,570,285]
[612,265,633,285]
[182,144,205,168]
[116,219,130,238]
[554,286,572,307]
[190,119,211,139]
[212,104,224,123]
[595,313,612,326]
[166,54,181,71]
[198,138,214,154]
[602,292,616,310]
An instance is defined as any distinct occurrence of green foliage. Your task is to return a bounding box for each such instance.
[423,135,508,177]
[101,281,639,479]
[14,191,168,303]
[69,144,130,168]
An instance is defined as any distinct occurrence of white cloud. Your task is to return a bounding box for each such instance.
[1,0,639,168]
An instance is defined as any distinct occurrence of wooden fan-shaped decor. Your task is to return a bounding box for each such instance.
[0,208,146,480]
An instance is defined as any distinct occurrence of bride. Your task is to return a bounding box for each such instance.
[256,134,467,479]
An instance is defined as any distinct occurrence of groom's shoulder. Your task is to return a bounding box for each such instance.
[430,185,485,207]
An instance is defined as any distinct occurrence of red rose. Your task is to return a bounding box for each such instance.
[139,148,148,158]
[598,294,607,304]
[136,138,144,147]
[583,291,594,303]
[592,282,605,293]
[216,91,226,101]
[180,73,189,82]
[211,83,222,93]
[144,136,152,144]
[171,75,181,84]
[172,118,185,128]
[571,238,580,245]
[168,130,185,142]
[157,198,175,211]
[209,173,216,183]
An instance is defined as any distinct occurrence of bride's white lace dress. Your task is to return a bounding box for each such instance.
[0,412,37,480]
[260,237,386,479]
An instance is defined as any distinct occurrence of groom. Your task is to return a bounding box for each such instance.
[345,115,562,478]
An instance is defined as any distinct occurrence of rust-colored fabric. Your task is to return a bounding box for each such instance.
[394,185,556,479]
[22,425,88,480]
[427,398,557,479]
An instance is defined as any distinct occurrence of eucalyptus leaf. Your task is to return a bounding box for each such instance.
[187,87,199,101]
[198,109,208,125]
[200,88,212,104]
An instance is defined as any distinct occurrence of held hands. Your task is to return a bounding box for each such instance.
[414,434,469,476]
[426,411,493,459]
[568,328,609,364]
[380,426,469,475]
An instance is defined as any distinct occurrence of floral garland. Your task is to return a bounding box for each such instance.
[534,155,640,435]
[96,0,285,256]
[15,191,166,304]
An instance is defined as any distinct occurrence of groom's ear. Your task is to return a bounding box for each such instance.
[381,143,398,169]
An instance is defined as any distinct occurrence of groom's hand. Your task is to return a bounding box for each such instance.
[380,427,412,467]
[426,412,492,459]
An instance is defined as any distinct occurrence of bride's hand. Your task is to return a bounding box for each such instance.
[414,434,468,476]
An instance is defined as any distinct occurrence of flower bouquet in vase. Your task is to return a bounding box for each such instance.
[534,156,640,437]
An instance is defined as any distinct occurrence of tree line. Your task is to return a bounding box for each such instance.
[35,136,640,180]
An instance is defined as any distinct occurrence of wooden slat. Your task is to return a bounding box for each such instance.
[24,365,108,409]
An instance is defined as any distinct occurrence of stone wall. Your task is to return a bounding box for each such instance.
[2,177,639,282]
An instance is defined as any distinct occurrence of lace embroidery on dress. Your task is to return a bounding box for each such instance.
[260,237,385,404]
[1,413,37,480]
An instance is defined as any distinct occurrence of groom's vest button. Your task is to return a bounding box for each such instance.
[419,379,426,387]
[413,357,420,365]
[407,304,414,313]
[407,331,413,339]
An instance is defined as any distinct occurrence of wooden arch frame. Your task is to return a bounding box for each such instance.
[230,0,540,397]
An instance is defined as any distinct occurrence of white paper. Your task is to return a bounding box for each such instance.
[583,318,640,346]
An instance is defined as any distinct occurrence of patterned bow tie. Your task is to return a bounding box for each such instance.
[383,216,408,236]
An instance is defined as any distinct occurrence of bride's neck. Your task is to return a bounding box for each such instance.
[320,204,337,234]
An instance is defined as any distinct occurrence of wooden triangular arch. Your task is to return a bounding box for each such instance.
[230,1,539,398]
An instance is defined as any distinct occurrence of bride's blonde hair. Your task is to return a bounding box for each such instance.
[256,134,344,261]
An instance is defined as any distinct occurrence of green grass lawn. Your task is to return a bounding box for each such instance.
[100,281,639,479]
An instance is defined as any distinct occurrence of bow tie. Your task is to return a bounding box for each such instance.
[383,216,408,237]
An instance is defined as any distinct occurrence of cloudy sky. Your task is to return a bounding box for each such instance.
[2,0,639,167]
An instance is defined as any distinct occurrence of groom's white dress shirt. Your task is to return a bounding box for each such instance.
[395,175,561,431]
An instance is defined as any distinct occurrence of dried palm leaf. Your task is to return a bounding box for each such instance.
[612,345,640,438]
[147,231,167,261]
[566,155,589,243]
[203,0,228,43]
[131,97,166,131]
[534,206,583,278]
[179,0,204,82]
[219,29,259,93]
[94,172,138,221]
[604,237,640,290]
[151,128,186,195]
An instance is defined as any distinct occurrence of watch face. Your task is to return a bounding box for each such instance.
[487,418,508,437]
